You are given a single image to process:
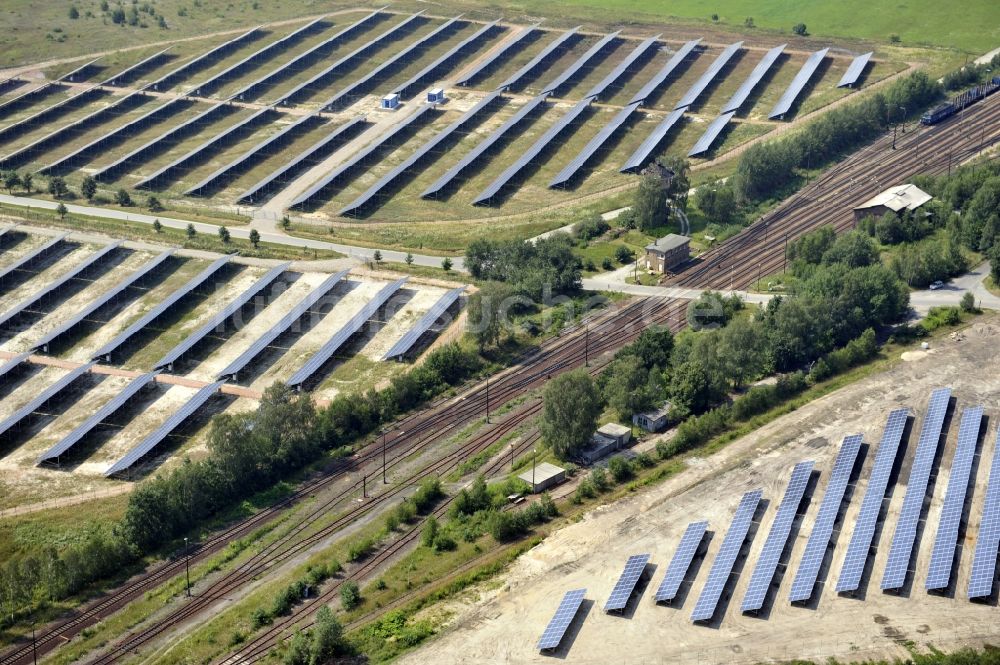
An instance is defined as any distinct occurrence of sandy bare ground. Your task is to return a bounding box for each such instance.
[185,271,331,382]
[402,320,1000,665]
[248,278,385,392]
[0,244,96,323]
[361,285,446,361]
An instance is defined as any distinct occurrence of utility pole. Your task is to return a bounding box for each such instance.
[730,265,734,291]
[363,474,367,499]
[584,325,589,367]
[485,375,490,424]
[31,622,37,665]
[532,448,537,492]
[510,444,515,470]
[757,262,762,289]
[783,235,789,274]
[382,430,387,483]
[184,537,191,597]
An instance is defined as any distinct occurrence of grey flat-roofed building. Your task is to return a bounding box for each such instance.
[519,461,566,493]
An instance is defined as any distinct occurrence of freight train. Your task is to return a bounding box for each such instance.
[921,76,1000,125]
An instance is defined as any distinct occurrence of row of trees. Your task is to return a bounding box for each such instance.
[465,235,581,300]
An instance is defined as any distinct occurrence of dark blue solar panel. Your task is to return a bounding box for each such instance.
[654,520,708,603]
[537,589,586,651]
[496,27,581,91]
[835,408,909,593]
[456,23,541,87]
[881,387,952,590]
[604,554,650,612]
[540,30,620,96]
[691,489,762,621]
[968,427,1000,598]
[721,44,785,114]
[628,39,701,105]
[838,52,873,88]
[687,111,735,157]
[741,460,814,612]
[788,435,863,602]
[926,405,984,590]
[382,286,465,360]
[619,108,684,172]
[768,48,829,119]
[550,102,640,188]
[392,20,500,99]
[674,41,742,109]
[584,34,659,100]
[0,235,67,285]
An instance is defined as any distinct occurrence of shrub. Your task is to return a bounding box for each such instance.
[589,467,609,492]
[573,214,610,240]
[601,256,614,271]
[433,534,457,552]
[607,455,633,483]
[340,580,361,610]
[615,245,635,264]
[792,23,808,35]
[960,291,977,313]
[115,188,132,206]
[421,516,439,547]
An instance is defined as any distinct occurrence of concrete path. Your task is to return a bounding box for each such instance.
[909,261,1000,311]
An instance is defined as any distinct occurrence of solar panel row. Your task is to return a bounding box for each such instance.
[456,23,541,87]
[687,111,735,157]
[0,83,59,120]
[290,106,434,210]
[0,352,31,391]
[149,26,262,92]
[836,408,909,594]
[321,16,464,111]
[276,12,425,107]
[788,435,862,603]
[0,86,108,144]
[105,380,225,477]
[237,116,367,204]
[154,262,290,371]
[0,242,121,328]
[421,94,544,199]
[619,108,684,173]
[0,362,95,441]
[654,520,708,603]
[496,27,581,91]
[473,98,591,204]
[629,39,701,106]
[382,286,465,360]
[537,589,586,651]
[0,235,67,285]
[675,41,743,110]
[31,250,175,353]
[837,52,873,88]
[721,44,785,114]
[91,255,232,362]
[340,93,502,216]
[584,35,660,101]
[392,20,501,99]
[550,102,640,188]
[36,370,161,464]
[968,427,1000,599]
[741,460,814,613]
[926,406,984,590]
[104,47,172,87]
[216,269,349,380]
[769,48,829,119]
[540,31,621,96]
[604,553,650,612]
[287,278,407,388]
[691,489,762,621]
[881,387,952,591]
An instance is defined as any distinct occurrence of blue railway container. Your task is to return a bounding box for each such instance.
[921,76,1000,125]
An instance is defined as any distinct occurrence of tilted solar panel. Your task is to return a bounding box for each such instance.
[550,102,640,188]
[496,27,581,91]
[584,35,659,101]
[393,20,501,99]
[537,589,586,651]
[836,409,909,594]
[788,435,863,603]
[722,44,785,114]
[540,31,620,96]
[838,52,873,88]
[604,554,650,612]
[926,405,984,590]
[741,460,814,612]
[968,427,1000,598]
[881,387,952,590]
[0,362,95,440]
[675,41,743,109]
[654,520,708,603]
[629,39,701,105]
[619,108,685,172]
[768,48,829,119]
[687,111,735,156]
[149,27,261,92]
[456,23,541,87]
[0,235,67,285]
[691,489,762,621]
[382,286,465,360]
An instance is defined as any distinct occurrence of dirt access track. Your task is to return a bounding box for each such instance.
[402,316,1000,665]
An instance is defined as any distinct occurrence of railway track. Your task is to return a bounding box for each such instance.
[669,93,1000,291]
[0,297,680,665]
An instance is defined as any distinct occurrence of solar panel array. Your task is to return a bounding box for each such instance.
[473,98,591,204]
[154,262,290,370]
[654,520,708,603]
[0,352,30,389]
[231,11,384,102]
[741,460,814,613]
[382,286,465,360]
[837,52,873,88]
[91,255,232,362]
[604,553,650,612]
[691,489,762,621]
[836,409,909,594]
[629,39,701,105]
[687,111,735,157]
[421,94,544,199]
[287,278,407,388]
[149,27,262,92]
[339,93,501,216]
[675,41,743,110]
[104,380,225,477]
[237,116,366,204]
[277,13,425,107]
[187,112,323,196]
[768,48,829,119]
[721,44,785,114]
[788,435,862,603]
[456,24,541,87]
[31,251,175,353]
[537,589,586,651]
[540,31,620,96]
[968,427,1000,599]
[881,387,952,591]
[0,83,59,120]
[104,47,172,87]
[0,85,108,143]
[0,241,121,328]
[290,106,433,210]
[0,235,66,284]
[619,108,684,173]
[585,35,659,101]
[216,269,349,380]
[549,102,640,188]
[0,362,94,440]
[496,27,581,91]
[926,406,984,590]
[36,370,161,464]
[320,17,463,111]
[392,20,501,99]
[135,107,275,190]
